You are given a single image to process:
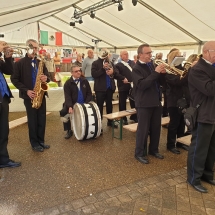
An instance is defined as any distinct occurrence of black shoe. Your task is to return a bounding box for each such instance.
[187,181,208,193]
[39,143,50,149]
[177,144,189,151]
[0,160,21,168]
[123,120,128,125]
[149,152,164,159]
[168,147,180,154]
[107,122,118,128]
[64,130,73,139]
[201,178,215,185]
[100,129,103,135]
[135,155,149,164]
[32,146,44,152]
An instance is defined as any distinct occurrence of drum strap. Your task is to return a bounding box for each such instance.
[88,103,99,138]
[80,104,89,140]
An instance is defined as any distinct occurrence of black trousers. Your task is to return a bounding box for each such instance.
[135,106,162,157]
[118,91,137,121]
[95,88,114,122]
[162,91,168,117]
[59,106,71,131]
[187,123,215,185]
[0,96,10,164]
[167,107,185,149]
[24,97,46,147]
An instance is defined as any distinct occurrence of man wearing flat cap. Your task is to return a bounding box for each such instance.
[91,50,127,127]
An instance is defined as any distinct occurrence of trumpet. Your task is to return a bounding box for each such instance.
[2,43,35,57]
[103,58,114,78]
[154,59,187,79]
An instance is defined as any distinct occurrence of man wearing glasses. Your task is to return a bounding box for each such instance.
[60,65,92,139]
[187,41,215,193]
[131,44,166,164]
[11,39,50,152]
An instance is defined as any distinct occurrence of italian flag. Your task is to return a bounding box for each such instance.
[40,31,62,46]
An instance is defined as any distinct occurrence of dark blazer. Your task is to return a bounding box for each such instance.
[63,77,92,110]
[11,54,50,99]
[115,60,135,91]
[0,57,14,103]
[131,61,161,108]
[189,58,215,124]
[165,65,189,108]
[91,58,124,92]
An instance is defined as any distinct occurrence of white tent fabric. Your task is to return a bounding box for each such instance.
[1,0,215,49]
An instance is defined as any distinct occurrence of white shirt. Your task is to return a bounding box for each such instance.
[138,60,146,64]
[73,77,80,89]
[202,57,212,65]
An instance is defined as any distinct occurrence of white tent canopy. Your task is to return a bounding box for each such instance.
[1,0,215,51]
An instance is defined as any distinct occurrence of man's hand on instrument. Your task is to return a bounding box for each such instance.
[122,78,128,83]
[155,64,166,73]
[27,90,36,99]
[40,74,47,82]
[69,107,73,114]
[103,62,109,70]
[106,68,113,76]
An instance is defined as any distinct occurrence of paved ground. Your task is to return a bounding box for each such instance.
[1,107,215,215]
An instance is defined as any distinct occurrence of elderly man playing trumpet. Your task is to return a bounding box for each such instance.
[0,41,21,168]
[91,50,127,128]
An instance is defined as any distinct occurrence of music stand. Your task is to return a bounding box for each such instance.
[170,56,185,67]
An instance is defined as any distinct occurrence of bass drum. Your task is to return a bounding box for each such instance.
[72,102,102,140]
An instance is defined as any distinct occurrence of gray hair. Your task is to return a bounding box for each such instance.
[71,65,80,72]
[25,39,38,46]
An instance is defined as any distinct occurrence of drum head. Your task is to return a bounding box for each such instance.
[72,103,85,140]
[72,102,102,140]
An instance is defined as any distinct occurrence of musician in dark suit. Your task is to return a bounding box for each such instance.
[165,49,189,154]
[132,44,166,164]
[91,50,126,127]
[0,41,21,168]
[11,39,50,152]
[60,65,92,139]
[187,41,215,193]
[115,50,137,125]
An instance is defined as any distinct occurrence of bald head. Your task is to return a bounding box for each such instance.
[202,41,215,63]
[87,49,94,58]
[120,50,129,62]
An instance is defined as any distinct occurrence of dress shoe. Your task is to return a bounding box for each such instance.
[176,143,189,151]
[0,160,21,168]
[149,152,164,159]
[64,130,73,139]
[187,181,208,193]
[201,178,215,185]
[168,147,180,154]
[107,122,118,128]
[135,155,149,164]
[32,146,44,152]
[39,143,50,149]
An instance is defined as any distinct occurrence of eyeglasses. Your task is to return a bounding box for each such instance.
[73,70,81,73]
[208,50,215,52]
[142,51,153,55]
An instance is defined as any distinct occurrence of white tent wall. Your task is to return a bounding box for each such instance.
[1,1,215,50]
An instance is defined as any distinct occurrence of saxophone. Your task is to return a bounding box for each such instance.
[32,58,49,109]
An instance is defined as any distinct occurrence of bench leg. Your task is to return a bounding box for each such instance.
[111,118,123,140]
